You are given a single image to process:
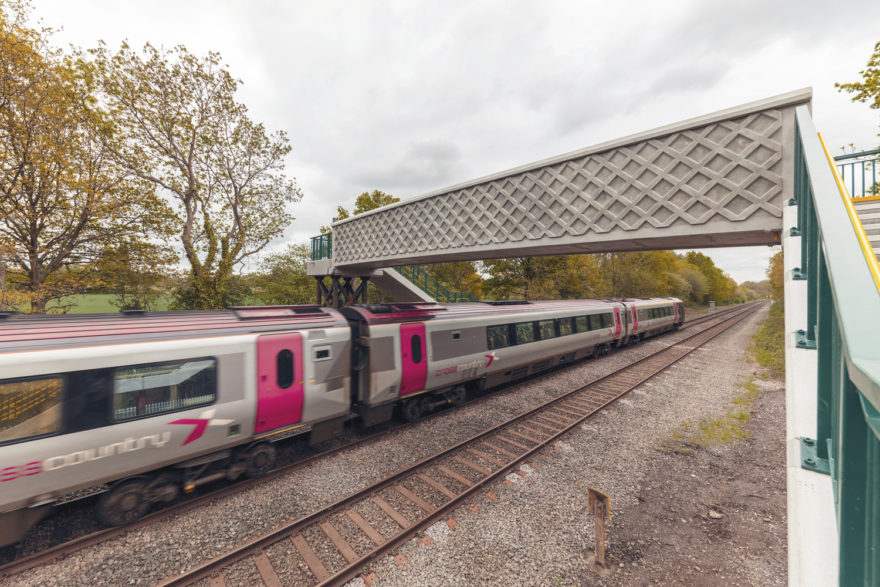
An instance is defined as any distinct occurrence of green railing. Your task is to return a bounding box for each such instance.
[835,148,880,199]
[310,233,332,260]
[397,265,478,303]
[794,105,880,585]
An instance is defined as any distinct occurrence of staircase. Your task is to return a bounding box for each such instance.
[854,199,880,261]
[397,265,478,303]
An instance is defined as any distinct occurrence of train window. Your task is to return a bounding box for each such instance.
[112,358,216,421]
[411,335,423,364]
[538,320,555,340]
[515,322,536,344]
[599,313,613,328]
[277,350,294,388]
[452,331,462,341]
[487,325,510,349]
[558,317,574,336]
[0,376,63,443]
[313,346,333,361]
[575,316,589,333]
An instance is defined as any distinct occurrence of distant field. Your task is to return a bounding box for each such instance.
[47,294,175,314]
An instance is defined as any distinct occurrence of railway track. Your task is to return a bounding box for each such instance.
[156,303,760,587]
[0,302,757,580]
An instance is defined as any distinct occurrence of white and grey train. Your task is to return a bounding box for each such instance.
[0,297,684,546]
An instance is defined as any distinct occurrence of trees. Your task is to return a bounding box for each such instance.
[835,41,880,117]
[483,256,565,300]
[321,190,399,233]
[86,42,302,309]
[685,251,737,304]
[425,261,483,298]
[94,239,176,310]
[255,244,313,305]
[594,251,679,299]
[0,2,167,312]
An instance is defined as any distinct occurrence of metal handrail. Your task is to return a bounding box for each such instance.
[833,148,879,199]
[397,265,478,303]
[310,234,332,260]
[794,106,880,585]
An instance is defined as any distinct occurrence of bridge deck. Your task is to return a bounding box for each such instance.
[314,89,811,274]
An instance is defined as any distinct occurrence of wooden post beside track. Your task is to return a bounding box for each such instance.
[588,487,610,567]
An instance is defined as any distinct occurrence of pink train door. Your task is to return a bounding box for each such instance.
[673,303,679,323]
[613,307,622,337]
[255,333,304,433]
[400,323,427,395]
[632,306,639,333]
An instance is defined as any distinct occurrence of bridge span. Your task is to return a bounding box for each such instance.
[310,89,810,276]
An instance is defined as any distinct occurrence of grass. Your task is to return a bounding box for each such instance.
[749,300,784,378]
[46,293,175,314]
[663,376,762,455]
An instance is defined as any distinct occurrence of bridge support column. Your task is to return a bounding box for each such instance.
[314,275,368,308]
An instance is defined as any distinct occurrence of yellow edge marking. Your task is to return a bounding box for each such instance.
[818,132,880,294]
[255,423,306,440]
[852,195,880,203]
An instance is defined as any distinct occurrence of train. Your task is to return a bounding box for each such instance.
[0,296,683,546]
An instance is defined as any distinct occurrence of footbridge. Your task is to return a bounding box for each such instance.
[310,89,811,279]
[306,88,880,585]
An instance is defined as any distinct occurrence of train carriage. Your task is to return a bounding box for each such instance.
[0,306,351,545]
[0,296,683,547]
[342,297,683,423]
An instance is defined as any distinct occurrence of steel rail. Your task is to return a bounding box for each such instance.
[0,301,753,579]
[157,303,760,587]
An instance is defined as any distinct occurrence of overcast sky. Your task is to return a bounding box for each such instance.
[33,0,880,283]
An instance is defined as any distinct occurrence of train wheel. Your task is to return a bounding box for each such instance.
[96,478,152,526]
[446,387,467,407]
[402,398,425,423]
[245,443,276,478]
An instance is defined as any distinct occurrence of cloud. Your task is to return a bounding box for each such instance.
[33,0,880,280]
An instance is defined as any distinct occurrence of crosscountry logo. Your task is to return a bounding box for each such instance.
[170,409,234,446]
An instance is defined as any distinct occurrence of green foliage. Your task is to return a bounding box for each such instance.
[483,256,566,300]
[352,190,399,215]
[171,273,256,310]
[95,238,177,310]
[47,293,174,313]
[424,261,483,299]
[664,376,761,453]
[741,279,771,300]
[836,41,880,116]
[684,251,737,304]
[85,41,302,309]
[254,244,314,305]
[750,300,785,378]
[321,190,399,234]
[0,1,171,312]
[767,250,783,302]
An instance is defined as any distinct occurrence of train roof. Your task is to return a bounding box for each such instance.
[0,306,348,352]
[343,298,681,325]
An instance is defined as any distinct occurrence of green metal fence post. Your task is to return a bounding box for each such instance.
[837,369,869,585]
[816,250,833,462]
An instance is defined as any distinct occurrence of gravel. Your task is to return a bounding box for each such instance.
[5,307,767,586]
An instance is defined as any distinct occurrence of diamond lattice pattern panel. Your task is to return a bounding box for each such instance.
[334,110,784,265]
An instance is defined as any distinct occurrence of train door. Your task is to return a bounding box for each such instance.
[613,307,622,337]
[400,323,427,395]
[255,333,304,433]
[632,306,639,333]
[673,303,679,323]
